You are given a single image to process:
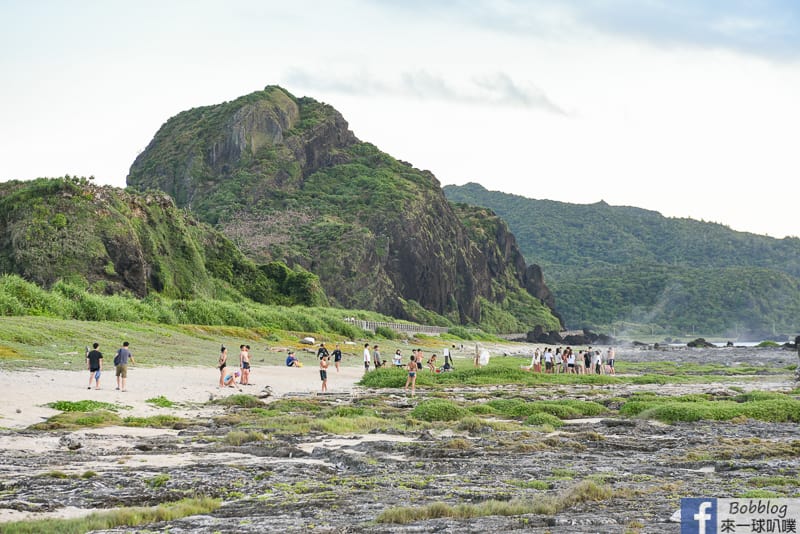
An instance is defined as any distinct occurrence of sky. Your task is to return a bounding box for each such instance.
[1,0,799,238]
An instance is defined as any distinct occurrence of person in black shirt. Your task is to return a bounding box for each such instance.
[86,342,103,390]
[331,344,343,373]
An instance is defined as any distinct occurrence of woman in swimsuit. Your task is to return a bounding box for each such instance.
[404,355,417,397]
[218,346,228,387]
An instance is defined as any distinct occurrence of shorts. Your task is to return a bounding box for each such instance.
[416,361,423,370]
[242,361,250,370]
[545,362,553,370]
[219,363,226,371]
[89,366,100,373]
[567,363,574,368]
[116,364,127,378]
[608,359,615,367]
[320,370,327,381]
[408,372,416,377]
[334,355,342,362]
[364,361,370,369]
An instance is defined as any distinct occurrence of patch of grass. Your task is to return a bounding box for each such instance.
[621,393,800,424]
[30,410,122,430]
[444,438,472,450]
[485,398,607,420]
[410,400,469,422]
[376,479,613,524]
[684,438,800,461]
[42,471,70,479]
[0,497,222,534]
[740,489,785,498]
[224,429,266,445]
[524,412,565,428]
[211,394,265,408]
[123,415,188,429]
[145,395,176,408]
[47,400,123,412]
[266,399,323,413]
[507,479,550,490]
[146,474,170,489]
[748,476,800,488]
[313,415,389,434]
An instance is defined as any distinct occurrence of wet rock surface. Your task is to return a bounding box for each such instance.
[0,346,798,533]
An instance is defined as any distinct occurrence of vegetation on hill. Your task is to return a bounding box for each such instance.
[0,176,325,306]
[444,182,800,338]
[128,87,560,333]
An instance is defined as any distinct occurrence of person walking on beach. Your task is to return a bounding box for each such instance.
[404,355,417,396]
[332,344,343,372]
[320,354,329,392]
[86,342,103,390]
[114,341,134,392]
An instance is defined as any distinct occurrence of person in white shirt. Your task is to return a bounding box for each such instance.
[543,349,553,373]
[363,343,371,371]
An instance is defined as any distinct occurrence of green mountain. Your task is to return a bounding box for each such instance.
[444,182,800,339]
[0,176,325,307]
[126,87,560,333]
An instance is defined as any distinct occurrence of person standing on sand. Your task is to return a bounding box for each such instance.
[606,347,616,375]
[332,344,343,372]
[320,354,329,392]
[543,348,553,373]
[372,344,382,369]
[404,355,417,396]
[218,346,228,387]
[114,341,134,392]
[86,342,103,390]
[239,345,251,385]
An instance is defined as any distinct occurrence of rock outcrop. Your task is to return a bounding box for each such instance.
[127,86,562,331]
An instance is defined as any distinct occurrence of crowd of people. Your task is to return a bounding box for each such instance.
[525,346,616,375]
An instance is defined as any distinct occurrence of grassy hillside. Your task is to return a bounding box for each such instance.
[0,176,326,307]
[444,183,800,338]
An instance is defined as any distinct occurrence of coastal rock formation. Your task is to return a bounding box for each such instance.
[127,86,561,331]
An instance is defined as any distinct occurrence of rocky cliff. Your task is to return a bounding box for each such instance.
[128,86,561,332]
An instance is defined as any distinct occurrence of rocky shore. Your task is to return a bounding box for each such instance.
[0,345,798,533]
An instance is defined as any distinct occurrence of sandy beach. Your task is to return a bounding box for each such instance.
[0,364,365,430]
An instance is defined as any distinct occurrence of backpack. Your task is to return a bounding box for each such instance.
[114,351,121,366]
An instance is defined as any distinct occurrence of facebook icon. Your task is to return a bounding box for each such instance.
[681,498,717,534]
